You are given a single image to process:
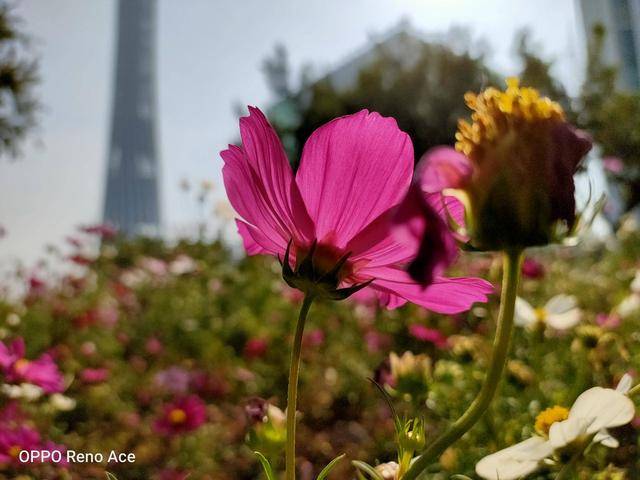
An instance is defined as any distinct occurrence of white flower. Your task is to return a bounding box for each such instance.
[617,293,640,318]
[169,254,198,275]
[1,383,43,401]
[374,461,399,480]
[514,294,581,330]
[50,393,76,411]
[476,376,636,480]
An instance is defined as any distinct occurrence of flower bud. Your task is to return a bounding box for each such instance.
[389,351,431,398]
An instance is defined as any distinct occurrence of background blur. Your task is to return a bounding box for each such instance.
[1,1,640,479]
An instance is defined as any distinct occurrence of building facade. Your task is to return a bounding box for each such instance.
[579,0,640,90]
[103,0,161,236]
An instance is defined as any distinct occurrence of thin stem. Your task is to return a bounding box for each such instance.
[402,249,523,480]
[555,448,583,480]
[285,294,315,480]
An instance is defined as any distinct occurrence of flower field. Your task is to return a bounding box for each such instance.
[0,219,639,479]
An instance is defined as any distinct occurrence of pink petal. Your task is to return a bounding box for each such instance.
[415,146,472,193]
[296,110,413,248]
[221,107,314,255]
[236,220,275,255]
[346,208,416,269]
[362,266,493,314]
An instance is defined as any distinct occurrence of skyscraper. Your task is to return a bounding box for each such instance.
[578,0,640,90]
[103,0,161,236]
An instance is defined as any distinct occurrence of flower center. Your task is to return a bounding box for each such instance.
[296,242,352,279]
[534,307,547,323]
[455,77,565,160]
[14,358,30,372]
[535,405,569,437]
[168,408,187,424]
[8,445,21,458]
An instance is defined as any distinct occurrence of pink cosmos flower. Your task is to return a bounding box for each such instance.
[0,425,66,467]
[408,324,448,349]
[0,338,64,393]
[154,395,207,436]
[221,108,491,313]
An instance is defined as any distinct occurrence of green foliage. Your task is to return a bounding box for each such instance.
[0,224,639,478]
[265,30,499,164]
[0,1,39,158]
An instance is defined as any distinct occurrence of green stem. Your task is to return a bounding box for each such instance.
[402,249,523,480]
[285,294,314,480]
[555,448,583,480]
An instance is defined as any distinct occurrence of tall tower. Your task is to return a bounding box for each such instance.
[103,0,161,236]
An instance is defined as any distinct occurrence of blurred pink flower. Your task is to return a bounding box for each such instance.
[80,368,109,384]
[69,254,93,266]
[145,336,164,355]
[157,468,191,480]
[191,371,230,399]
[243,337,268,360]
[521,257,546,279]
[602,156,624,174]
[408,324,448,349]
[364,330,392,354]
[154,395,206,436]
[221,107,491,312]
[596,312,621,330]
[0,338,64,393]
[0,425,66,467]
[303,328,325,348]
[80,223,118,239]
[154,367,190,394]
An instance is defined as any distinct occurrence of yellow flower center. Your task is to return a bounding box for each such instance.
[455,77,565,159]
[14,358,30,372]
[8,445,21,458]
[534,307,547,323]
[168,408,187,424]
[535,405,569,437]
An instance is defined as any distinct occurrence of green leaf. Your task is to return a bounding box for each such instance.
[316,453,345,480]
[351,460,385,480]
[450,476,473,480]
[254,451,276,480]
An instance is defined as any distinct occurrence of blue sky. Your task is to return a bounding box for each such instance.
[0,0,584,267]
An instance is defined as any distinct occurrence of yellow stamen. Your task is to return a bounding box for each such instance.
[168,408,187,424]
[8,445,21,458]
[535,405,569,437]
[455,78,565,162]
[14,359,30,372]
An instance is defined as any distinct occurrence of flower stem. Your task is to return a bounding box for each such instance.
[555,448,583,480]
[402,249,523,480]
[285,294,314,480]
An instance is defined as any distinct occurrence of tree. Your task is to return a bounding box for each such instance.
[264,30,500,166]
[0,1,39,158]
